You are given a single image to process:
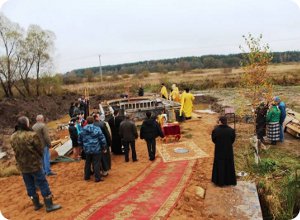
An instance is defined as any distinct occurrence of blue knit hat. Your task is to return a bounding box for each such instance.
[274,96,280,102]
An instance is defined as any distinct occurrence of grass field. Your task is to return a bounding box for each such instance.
[62,62,300,100]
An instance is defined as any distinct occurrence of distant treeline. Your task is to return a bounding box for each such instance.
[67,51,300,77]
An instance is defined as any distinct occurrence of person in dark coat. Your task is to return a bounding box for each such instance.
[94,113,112,175]
[119,115,138,162]
[108,110,124,155]
[138,85,144,96]
[211,116,237,187]
[140,111,164,161]
[255,102,268,142]
[68,118,80,160]
[78,97,89,120]
[73,102,81,117]
[69,102,75,118]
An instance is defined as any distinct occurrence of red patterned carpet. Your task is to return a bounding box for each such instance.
[73,158,195,220]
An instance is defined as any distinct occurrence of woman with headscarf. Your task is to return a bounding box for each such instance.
[266,102,281,145]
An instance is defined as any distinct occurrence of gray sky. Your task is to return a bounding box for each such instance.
[1,0,300,73]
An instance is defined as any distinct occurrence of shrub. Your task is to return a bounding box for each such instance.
[257,158,278,174]
[122,74,130,79]
[133,73,144,79]
[223,80,239,88]
[110,74,120,81]
[141,71,150,78]
[223,67,232,74]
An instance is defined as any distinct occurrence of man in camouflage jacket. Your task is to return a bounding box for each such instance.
[11,116,61,212]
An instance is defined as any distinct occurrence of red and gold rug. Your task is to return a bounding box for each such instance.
[73,158,195,220]
[158,141,209,162]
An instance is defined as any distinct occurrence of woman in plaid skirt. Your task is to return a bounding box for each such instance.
[266,103,281,145]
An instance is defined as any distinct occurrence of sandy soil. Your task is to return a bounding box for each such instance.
[0,113,217,220]
[0,112,298,219]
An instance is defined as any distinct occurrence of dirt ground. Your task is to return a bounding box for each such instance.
[0,111,218,220]
[0,95,299,219]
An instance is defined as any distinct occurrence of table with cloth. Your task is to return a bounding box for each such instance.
[162,122,181,143]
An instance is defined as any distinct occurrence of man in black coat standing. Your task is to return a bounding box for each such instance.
[138,84,144,96]
[119,115,138,162]
[140,111,164,161]
[255,102,268,143]
[211,116,236,187]
[108,110,124,155]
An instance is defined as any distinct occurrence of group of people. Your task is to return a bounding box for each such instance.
[68,97,89,119]
[10,106,165,213]
[211,96,287,188]
[256,96,286,145]
[160,83,195,120]
[11,90,287,214]
[67,105,165,183]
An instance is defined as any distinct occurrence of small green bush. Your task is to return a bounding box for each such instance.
[257,158,278,174]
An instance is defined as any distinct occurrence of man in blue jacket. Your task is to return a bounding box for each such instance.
[78,116,107,182]
[274,96,286,142]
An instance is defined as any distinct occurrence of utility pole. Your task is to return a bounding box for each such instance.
[98,55,103,82]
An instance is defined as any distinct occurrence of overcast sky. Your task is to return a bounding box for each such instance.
[1,0,300,73]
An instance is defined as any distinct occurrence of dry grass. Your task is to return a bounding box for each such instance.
[234,123,300,219]
[61,63,300,98]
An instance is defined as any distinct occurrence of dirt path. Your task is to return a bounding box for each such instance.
[0,113,216,219]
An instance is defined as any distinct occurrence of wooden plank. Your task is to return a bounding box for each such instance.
[55,139,73,156]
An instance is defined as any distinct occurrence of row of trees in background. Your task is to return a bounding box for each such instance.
[70,51,300,77]
[0,13,55,97]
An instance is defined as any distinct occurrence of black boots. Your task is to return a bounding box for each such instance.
[44,195,62,212]
[31,194,43,211]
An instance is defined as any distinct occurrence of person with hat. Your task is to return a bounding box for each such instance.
[274,96,286,142]
[78,116,107,182]
[11,116,61,212]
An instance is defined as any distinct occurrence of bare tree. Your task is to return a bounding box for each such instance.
[26,25,55,96]
[0,13,23,97]
[15,31,36,96]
